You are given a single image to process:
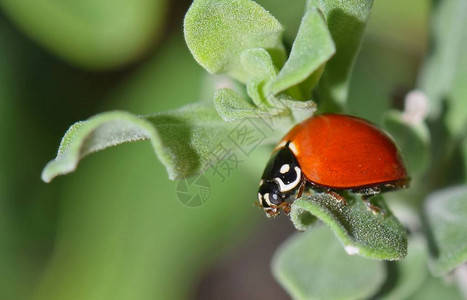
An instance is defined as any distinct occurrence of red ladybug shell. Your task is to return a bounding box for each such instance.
[278,114,408,189]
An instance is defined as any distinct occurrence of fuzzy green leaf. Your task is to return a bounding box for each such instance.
[214,88,317,125]
[246,79,268,107]
[290,193,408,260]
[272,95,317,123]
[418,0,467,122]
[272,225,385,300]
[0,0,167,69]
[239,47,319,110]
[240,48,277,81]
[213,88,278,121]
[42,102,279,182]
[425,185,467,275]
[183,0,284,83]
[308,0,374,110]
[383,110,431,177]
[267,6,335,97]
[240,48,279,106]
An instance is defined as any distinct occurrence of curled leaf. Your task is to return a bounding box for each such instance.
[42,111,152,183]
[290,193,408,260]
[43,102,283,182]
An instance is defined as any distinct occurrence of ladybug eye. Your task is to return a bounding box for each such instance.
[258,181,284,208]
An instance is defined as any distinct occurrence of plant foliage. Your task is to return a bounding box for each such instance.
[40,0,467,299]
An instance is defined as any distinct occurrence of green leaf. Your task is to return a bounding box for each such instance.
[272,95,317,123]
[200,74,246,104]
[290,193,408,260]
[0,0,167,69]
[240,48,278,81]
[214,88,279,121]
[383,110,430,177]
[184,0,285,83]
[409,275,463,300]
[213,88,317,128]
[240,48,279,106]
[418,0,467,122]
[42,102,279,182]
[246,79,268,107]
[446,18,467,136]
[35,130,266,300]
[272,225,386,300]
[35,34,266,300]
[425,185,467,275]
[267,6,335,97]
[376,236,429,300]
[239,47,319,111]
[463,138,467,182]
[308,0,374,110]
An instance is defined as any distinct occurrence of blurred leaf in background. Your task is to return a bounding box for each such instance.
[418,0,467,133]
[272,225,385,300]
[0,15,64,299]
[425,186,467,276]
[347,0,428,124]
[0,0,168,69]
[0,0,172,298]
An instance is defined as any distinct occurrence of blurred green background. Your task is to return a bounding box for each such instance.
[0,0,463,299]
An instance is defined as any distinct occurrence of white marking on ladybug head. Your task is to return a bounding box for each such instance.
[288,142,299,155]
[280,164,290,174]
[275,140,287,150]
[274,167,301,192]
[257,193,263,205]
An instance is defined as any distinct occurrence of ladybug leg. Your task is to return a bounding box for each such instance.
[361,195,385,215]
[326,191,347,206]
[278,202,291,215]
[265,207,280,218]
[296,179,307,199]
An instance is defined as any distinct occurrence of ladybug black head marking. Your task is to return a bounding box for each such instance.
[257,146,302,217]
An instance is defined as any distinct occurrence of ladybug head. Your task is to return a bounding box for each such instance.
[257,146,302,217]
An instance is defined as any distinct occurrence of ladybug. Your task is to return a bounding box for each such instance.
[257,114,409,217]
